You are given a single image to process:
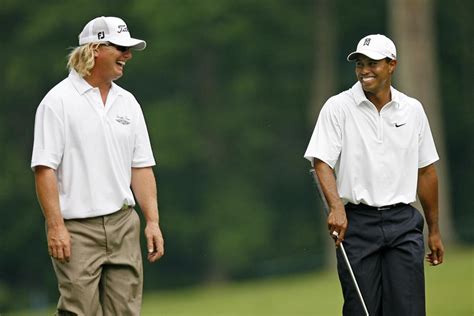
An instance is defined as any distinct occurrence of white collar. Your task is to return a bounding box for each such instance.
[351,81,401,109]
[68,70,122,97]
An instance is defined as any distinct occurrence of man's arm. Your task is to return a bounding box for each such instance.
[417,163,444,266]
[131,167,164,263]
[34,166,71,263]
[314,158,347,247]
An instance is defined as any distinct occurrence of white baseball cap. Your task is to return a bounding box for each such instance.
[78,16,146,50]
[347,34,396,61]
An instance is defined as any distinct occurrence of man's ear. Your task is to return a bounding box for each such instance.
[389,59,397,74]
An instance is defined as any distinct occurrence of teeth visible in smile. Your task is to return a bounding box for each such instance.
[117,61,126,66]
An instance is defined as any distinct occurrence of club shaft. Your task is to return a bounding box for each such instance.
[339,243,369,316]
[310,168,369,316]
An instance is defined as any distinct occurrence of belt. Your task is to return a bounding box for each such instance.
[345,203,406,211]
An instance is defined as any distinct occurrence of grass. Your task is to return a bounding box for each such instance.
[424,245,474,315]
[143,246,474,315]
[142,268,343,316]
[6,246,473,316]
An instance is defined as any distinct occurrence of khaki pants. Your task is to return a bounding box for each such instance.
[49,207,143,316]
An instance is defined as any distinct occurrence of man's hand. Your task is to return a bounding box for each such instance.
[35,166,70,262]
[131,167,165,263]
[417,164,444,266]
[426,232,444,266]
[145,222,164,263]
[314,159,347,248]
[47,222,71,263]
[327,205,347,247]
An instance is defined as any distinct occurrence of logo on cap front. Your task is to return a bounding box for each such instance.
[118,25,128,33]
[98,31,105,40]
[363,38,371,46]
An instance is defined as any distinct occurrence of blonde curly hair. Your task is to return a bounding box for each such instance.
[67,43,102,77]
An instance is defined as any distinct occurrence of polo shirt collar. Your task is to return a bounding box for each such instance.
[352,81,401,109]
[68,70,122,97]
[390,86,401,108]
[69,70,93,95]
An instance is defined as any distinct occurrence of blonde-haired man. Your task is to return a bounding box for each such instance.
[32,16,164,315]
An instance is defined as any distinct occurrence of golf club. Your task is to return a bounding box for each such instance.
[309,168,369,316]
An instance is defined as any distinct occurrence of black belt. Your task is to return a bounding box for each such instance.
[345,203,407,211]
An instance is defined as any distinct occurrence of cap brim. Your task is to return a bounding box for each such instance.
[109,38,147,51]
[347,50,386,61]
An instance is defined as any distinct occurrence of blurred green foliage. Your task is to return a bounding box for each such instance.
[0,0,472,311]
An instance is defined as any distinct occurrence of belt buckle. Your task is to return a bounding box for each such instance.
[377,206,391,211]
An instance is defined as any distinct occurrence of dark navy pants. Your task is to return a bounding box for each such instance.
[337,204,425,316]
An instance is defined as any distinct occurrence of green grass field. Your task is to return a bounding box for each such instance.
[8,246,473,316]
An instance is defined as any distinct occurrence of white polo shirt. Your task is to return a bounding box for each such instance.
[31,70,156,219]
[304,82,438,207]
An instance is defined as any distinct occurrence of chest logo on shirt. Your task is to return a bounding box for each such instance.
[115,115,131,125]
[394,122,406,128]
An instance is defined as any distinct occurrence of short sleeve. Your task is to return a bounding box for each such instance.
[304,99,343,168]
[31,102,65,171]
[132,103,156,168]
[417,106,439,168]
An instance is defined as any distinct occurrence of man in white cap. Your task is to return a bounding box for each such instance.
[31,16,164,315]
[305,34,444,315]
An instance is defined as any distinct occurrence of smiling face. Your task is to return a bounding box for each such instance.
[92,43,133,84]
[355,54,396,97]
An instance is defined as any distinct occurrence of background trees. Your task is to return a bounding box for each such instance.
[0,0,472,311]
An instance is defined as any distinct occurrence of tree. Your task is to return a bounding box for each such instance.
[309,0,337,121]
[308,0,339,265]
[388,0,455,243]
